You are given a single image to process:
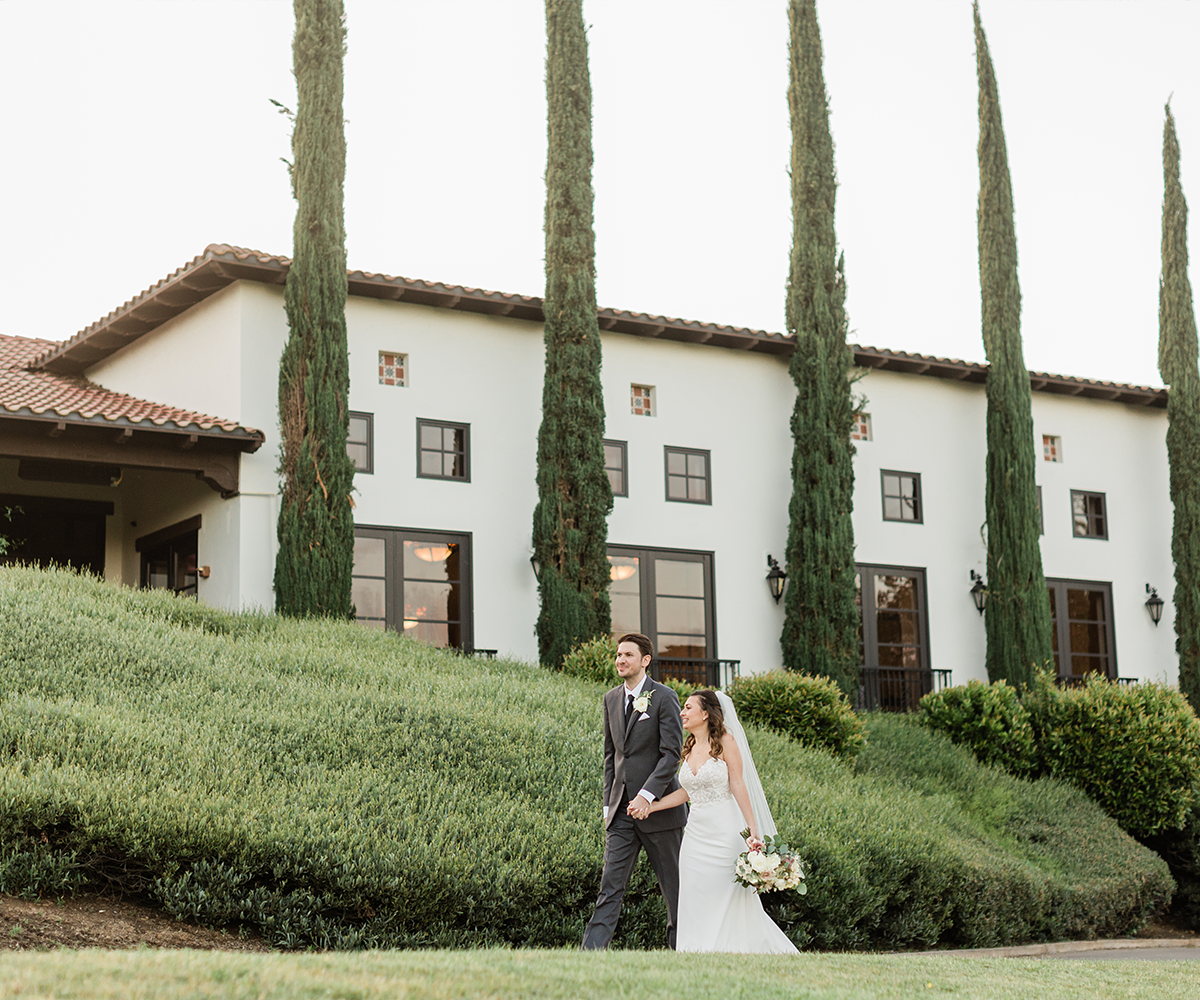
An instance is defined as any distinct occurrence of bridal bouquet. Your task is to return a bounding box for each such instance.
[736,829,807,895]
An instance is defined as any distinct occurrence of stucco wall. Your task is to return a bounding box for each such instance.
[73,277,1177,683]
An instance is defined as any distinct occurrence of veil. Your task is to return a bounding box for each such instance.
[715,690,777,838]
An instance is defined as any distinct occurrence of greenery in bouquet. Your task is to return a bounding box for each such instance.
[736,829,807,895]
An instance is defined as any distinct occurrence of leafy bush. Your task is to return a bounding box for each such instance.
[919,680,1038,778]
[559,636,618,686]
[659,676,695,705]
[0,566,1174,950]
[728,671,864,759]
[1140,785,1200,929]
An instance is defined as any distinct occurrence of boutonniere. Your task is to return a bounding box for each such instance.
[632,690,652,714]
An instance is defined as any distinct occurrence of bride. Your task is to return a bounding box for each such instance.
[631,689,798,953]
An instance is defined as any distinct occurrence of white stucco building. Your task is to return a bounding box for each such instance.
[0,245,1178,702]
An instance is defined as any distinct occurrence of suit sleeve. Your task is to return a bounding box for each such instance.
[641,685,683,801]
[602,692,615,807]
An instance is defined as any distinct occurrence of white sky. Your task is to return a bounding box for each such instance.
[3,0,1199,388]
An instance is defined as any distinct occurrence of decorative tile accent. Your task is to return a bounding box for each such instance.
[852,413,872,441]
[1043,435,1061,462]
[379,351,408,387]
[631,384,654,416]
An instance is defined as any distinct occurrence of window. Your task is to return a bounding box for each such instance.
[631,384,655,416]
[352,526,473,650]
[608,545,715,666]
[604,440,628,497]
[852,413,872,441]
[417,419,469,481]
[378,351,408,387]
[665,447,711,504]
[881,471,921,523]
[137,515,201,597]
[1047,578,1116,680]
[1071,490,1107,539]
[0,494,110,577]
[1043,435,1062,462]
[856,564,931,711]
[348,411,373,474]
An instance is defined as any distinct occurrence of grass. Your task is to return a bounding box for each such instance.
[0,948,1198,1000]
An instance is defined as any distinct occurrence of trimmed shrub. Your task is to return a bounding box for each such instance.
[1140,785,1200,929]
[919,680,1038,778]
[729,671,864,759]
[0,566,1175,950]
[559,636,618,686]
[659,676,695,705]
[1026,671,1200,838]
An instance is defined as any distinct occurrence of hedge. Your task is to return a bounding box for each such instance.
[0,566,1173,950]
[728,671,865,760]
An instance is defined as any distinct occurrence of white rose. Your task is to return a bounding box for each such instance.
[749,852,771,873]
[633,695,649,713]
[774,878,787,889]
[766,853,782,870]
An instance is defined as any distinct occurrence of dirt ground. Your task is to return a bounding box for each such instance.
[0,893,270,952]
[1,891,1196,952]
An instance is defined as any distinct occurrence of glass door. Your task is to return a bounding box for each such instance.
[1047,579,1115,680]
[606,545,715,660]
[353,526,472,650]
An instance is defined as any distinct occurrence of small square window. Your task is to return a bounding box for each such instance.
[881,470,922,523]
[1043,435,1062,462]
[1071,490,1107,539]
[604,440,628,497]
[348,411,373,474]
[665,446,710,504]
[852,413,872,441]
[379,351,408,387]
[416,419,469,482]
[631,384,655,417]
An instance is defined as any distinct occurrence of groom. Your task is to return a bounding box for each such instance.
[581,632,687,950]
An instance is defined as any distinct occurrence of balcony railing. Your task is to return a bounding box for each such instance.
[1055,674,1137,688]
[857,666,953,713]
[654,657,741,691]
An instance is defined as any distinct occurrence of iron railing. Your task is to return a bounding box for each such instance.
[1055,674,1136,688]
[857,666,953,713]
[654,657,741,690]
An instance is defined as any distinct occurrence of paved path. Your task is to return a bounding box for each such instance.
[917,939,1200,962]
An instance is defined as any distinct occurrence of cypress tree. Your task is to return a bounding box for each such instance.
[974,3,1053,685]
[532,0,613,666]
[780,0,860,696]
[274,0,356,618]
[1158,103,1200,711]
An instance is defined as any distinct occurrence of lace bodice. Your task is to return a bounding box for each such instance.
[679,756,732,808]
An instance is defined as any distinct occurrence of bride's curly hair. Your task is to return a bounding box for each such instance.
[681,689,725,762]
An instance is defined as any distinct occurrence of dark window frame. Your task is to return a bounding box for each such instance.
[1070,489,1108,540]
[607,543,717,660]
[1047,577,1117,680]
[663,446,712,505]
[880,470,922,524]
[137,515,202,597]
[856,562,931,671]
[416,418,470,483]
[348,411,374,475]
[604,439,628,498]
[352,523,474,651]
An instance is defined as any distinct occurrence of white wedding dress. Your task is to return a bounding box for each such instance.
[675,752,799,954]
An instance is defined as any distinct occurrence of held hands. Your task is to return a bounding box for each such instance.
[745,835,764,852]
[626,797,652,820]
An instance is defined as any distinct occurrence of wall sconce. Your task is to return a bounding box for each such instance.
[1145,584,1164,626]
[197,566,211,579]
[766,555,787,605]
[530,553,542,583]
[969,570,987,616]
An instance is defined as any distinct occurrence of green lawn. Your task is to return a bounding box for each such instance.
[0,949,1197,1000]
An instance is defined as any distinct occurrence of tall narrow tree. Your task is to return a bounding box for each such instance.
[532,0,613,666]
[974,2,1053,685]
[275,0,356,618]
[1159,103,1200,711]
[780,0,860,696]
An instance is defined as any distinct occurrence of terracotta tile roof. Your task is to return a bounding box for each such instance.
[0,333,264,440]
[28,243,1168,409]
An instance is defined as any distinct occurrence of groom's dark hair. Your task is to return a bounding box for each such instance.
[617,632,654,664]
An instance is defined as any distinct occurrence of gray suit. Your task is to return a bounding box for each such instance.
[581,677,687,950]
